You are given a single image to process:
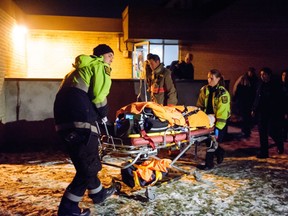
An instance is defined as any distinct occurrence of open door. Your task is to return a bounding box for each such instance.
[132,41,150,79]
[133,41,150,102]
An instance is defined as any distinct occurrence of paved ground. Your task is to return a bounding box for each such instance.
[0,124,287,215]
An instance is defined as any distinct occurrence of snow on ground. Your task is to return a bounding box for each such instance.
[0,126,287,216]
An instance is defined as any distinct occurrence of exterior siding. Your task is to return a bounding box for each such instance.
[25,30,132,79]
[0,8,23,121]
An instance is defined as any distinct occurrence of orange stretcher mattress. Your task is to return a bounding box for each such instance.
[129,127,214,147]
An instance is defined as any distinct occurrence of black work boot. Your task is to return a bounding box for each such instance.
[215,147,225,164]
[57,196,90,216]
[277,142,284,154]
[88,185,116,204]
[196,151,214,170]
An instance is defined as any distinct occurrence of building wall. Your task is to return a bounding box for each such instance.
[2,78,211,152]
[4,79,138,123]
[0,0,134,123]
[25,30,133,79]
[4,79,60,122]
[0,6,25,122]
[2,0,288,125]
[4,79,209,123]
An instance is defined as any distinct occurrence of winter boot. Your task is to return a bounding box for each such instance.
[57,196,90,216]
[277,142,284,154]
[215,147,225,164]
[256,152,269,158]
[88,185,116,204]
[196,151,214,170]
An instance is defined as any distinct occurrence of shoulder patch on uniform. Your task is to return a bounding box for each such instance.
[104,66,111,76]
[221,96,228,104]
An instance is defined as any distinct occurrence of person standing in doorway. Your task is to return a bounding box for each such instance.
[147,53,178,106]
[196,69,231,170]
[54,44,116,216]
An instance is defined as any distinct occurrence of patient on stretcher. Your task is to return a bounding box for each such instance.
[115,102,215,140]
[100,102,217,176]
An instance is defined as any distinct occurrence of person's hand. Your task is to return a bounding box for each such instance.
[101,117,114,127]
[214,128,219,140]
[102,116,108,124]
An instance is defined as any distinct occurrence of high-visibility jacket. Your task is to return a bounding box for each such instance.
[54,55,112,133]
[196,84,230,129]
[60,54,112,110]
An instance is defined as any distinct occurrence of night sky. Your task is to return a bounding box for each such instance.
[12,0,167,18]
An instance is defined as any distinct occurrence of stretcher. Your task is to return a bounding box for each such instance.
[99,122,217,174]
[98,122,218,200]
[98,103,218,200]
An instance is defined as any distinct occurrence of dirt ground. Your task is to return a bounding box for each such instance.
[0,126,287,216]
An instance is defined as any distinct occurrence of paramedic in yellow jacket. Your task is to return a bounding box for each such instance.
[196,69,231,170]
[54,44,116,216]
[147,53,178,106]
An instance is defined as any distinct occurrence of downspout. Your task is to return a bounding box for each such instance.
[16,81,21,121]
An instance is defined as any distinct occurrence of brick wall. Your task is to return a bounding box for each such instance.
[25,30,133,79]
[0,8,23,121]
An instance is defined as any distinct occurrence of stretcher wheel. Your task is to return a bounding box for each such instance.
[98,146,106,160]
[114,182,122,192]
[145,187,156,201]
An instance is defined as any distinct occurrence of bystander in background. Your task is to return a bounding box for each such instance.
[280,69,288,141]
[233,67,259,138]
[170,53,194,80]
[251,67,285,158]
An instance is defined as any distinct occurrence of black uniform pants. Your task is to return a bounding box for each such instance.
[258,115,283,155]
[61,129,102,197]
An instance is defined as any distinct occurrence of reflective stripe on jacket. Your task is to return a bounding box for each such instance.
[150,63,178,106]
[60,54,112,109]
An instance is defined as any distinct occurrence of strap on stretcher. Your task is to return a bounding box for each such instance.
[138,107,201,150]
[140,129,156,149]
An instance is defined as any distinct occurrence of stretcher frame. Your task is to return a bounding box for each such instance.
[98,123,217,174]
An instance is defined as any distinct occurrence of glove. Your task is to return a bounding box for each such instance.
[101,116,108,124]
[101,116,114,127]
[214,128,219,140]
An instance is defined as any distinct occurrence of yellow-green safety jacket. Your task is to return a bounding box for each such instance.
[196,84,231,129]
[60,54,112,110]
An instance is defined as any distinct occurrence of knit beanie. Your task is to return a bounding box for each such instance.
[93,44,114,57]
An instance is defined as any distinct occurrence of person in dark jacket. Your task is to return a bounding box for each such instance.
[171,53,194,80]
[234,67,259,137]
[147,53,178,106]
[54,44,116,216]
[251,67,285,158]
[280,69,288,141]
[196,69,231,170]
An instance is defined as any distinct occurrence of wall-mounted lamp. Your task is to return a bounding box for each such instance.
[13,25,28,42]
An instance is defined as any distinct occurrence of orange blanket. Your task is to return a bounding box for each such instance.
[116,102,212,128]
[136,159,172,182]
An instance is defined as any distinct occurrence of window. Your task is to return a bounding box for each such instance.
[133,41,179,79]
